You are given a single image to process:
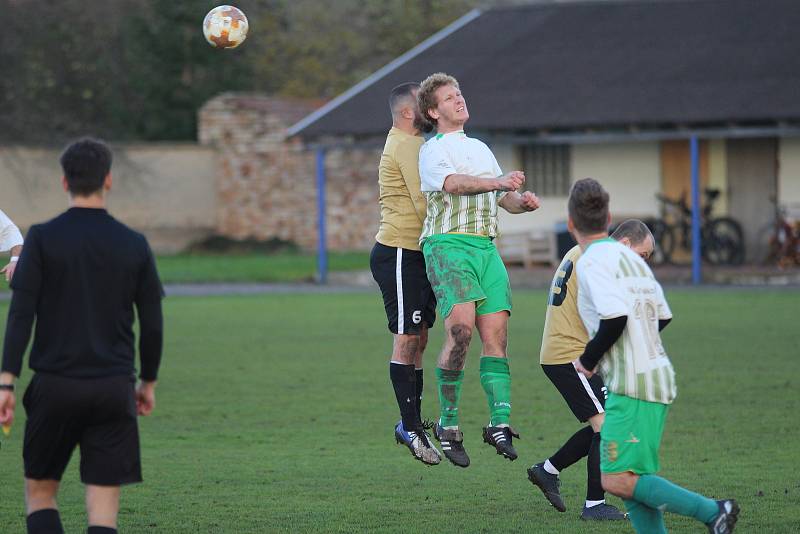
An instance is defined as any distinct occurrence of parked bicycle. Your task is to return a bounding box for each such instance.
[761,201,800,268]
[646,188,745,265]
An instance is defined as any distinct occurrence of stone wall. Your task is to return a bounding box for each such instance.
[199,93,382,251]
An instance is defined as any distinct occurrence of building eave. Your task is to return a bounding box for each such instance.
[287,9,482,138]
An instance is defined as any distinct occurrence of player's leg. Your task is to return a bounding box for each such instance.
[423,236,485,467]
[432,302,475,467]
[473,310,518,460]
[370,243,440,464]
[623,496,667,534]
[601,394,738,532]
[414,324,432,423]
[529,364,623,518]
[390,333,422,430]
[435,302,474,421]
[474,243,518,460]
[85,485,120,532]
[25,479,63,534]
[23,374,83,534]
[389,333,441,465]
[79,375,143,533]
[407,248,437,426]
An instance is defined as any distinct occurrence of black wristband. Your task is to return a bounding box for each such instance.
[0,384,14,392]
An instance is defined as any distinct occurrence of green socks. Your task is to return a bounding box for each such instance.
[633,474,719,524]
[479,356,511,426]
[436,357,512,428]
[436,368,464,427]
[624,499,666,534]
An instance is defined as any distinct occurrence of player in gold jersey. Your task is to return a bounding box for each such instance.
[527,219,654,520]
[370,83,440,465]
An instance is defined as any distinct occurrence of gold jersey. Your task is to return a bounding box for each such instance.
[540,245,589,365]
[375,127,427,251]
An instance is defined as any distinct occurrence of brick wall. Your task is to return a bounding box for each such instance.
[199,93,382,251]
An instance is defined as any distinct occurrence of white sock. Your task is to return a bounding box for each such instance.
[585,499,605,508]
[543,459,560,475]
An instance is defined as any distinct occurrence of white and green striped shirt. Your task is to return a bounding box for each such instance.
[418,131,504,242]
[577,239,677,404]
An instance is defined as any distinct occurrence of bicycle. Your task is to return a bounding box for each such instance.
[761,202,800,268]
[646,188,745,266]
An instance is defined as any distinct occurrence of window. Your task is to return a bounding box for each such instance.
[516,144,571,197]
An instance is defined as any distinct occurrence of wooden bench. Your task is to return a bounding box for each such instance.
[496,230,558,268]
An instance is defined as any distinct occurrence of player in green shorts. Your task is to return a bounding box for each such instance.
[416,72,540,467]
[568,178,739,533]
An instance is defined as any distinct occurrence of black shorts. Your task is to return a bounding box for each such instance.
[542,363,607,423]
[370,242,436,335]
[23,372,142,485]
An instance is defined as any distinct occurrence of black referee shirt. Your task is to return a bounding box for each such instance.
[2,208,163,381]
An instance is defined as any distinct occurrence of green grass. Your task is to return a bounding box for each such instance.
[0,289,798,532]
[153,251,370,283]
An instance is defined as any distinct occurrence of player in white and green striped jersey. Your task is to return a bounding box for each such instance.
[415,72,540,468]
[569,178,739,534]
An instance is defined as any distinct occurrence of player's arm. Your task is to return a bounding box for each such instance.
[443,171,524,195]
[498,190,541,213]
[418,142,524,195]
[134,240,164,415]
[577,316,628,372]
[0,211,24,282]
[655,281,673,332]
[396,139,427,223]
[1,244,22,282]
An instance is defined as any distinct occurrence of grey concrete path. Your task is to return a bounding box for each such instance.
[2,265,798,301]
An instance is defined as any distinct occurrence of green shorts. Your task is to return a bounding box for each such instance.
[422,233,512,319]
[600,393,669,475]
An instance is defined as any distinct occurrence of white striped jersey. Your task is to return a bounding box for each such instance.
[418,131,504,241]
[577,239,677,404]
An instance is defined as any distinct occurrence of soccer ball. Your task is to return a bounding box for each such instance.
[203,5,249,49]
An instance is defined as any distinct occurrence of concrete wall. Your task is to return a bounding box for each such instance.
[708,139,729,215]
[498,141,661,235]
[779,137,800,209]
[0,144,217,252]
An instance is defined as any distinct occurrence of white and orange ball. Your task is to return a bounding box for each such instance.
[203,5,249,49]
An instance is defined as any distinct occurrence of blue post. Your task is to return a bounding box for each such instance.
[316,147,328,284]
[690,136,701,285]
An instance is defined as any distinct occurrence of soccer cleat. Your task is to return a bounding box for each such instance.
[394,421,441,465]
[433,422,470,468]
[527,462,566,512]
[707,499,740,534]
[482,425,519,461]
[580,503,628,520]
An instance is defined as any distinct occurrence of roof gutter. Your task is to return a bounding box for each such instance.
[287,8,483,138]
[492,123,800,145]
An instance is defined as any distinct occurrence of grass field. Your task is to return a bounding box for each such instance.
[154,252,369,283]
[0,288,798,532]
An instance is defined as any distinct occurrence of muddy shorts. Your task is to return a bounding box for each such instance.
[421,233,512,319]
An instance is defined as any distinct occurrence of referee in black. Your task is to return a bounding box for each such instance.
[0,138,164,534]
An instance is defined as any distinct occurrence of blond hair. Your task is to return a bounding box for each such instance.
[417,72,459,127]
